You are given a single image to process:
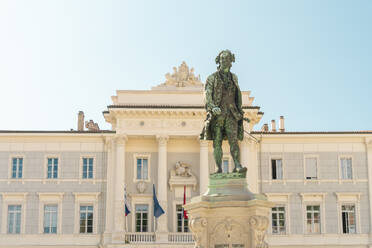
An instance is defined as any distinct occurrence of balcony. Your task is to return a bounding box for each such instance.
[123,232,194,244]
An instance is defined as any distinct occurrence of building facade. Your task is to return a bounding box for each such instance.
[1,62,372,248]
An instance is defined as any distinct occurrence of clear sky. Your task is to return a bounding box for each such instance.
[0,0,371,131]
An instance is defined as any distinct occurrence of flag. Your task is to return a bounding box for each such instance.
[183,185,188,219]
[124,185,131,216]
[153,184,165,218]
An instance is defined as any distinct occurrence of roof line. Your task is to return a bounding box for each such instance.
[251,131,372,135]
[106,105,261,110]
[0,130,116,134]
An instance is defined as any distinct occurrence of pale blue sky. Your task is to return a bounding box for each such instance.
[0,0,371,131]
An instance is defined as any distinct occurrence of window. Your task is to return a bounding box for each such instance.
[44,205,57,234]
[176,204,189,232]
[82,158,94,179]
[80,205,93,233]
[47,158,58,179]
[342,205,356,234]
[271,206,285,234]
[136,158,148,180]
[271,159,283,180]
[7,205,22,234]
[340,158,352,180]
[222,159,229,173]
[305,158,317,180]
[11,158,23,179]
[306,205,321,234]
[135,204,148,232]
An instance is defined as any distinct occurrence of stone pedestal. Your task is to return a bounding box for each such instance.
[184,173,274,248]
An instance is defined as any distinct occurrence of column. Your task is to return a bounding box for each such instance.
[113,134,127,235]
[156,135,169,233]
[199,139,209,194]
[241,136,259,193]
[104,137,114,235]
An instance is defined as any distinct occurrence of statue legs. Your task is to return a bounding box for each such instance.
[213,127,223,173]
[225,118,243,172]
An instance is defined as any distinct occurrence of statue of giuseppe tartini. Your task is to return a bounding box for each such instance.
[200,50,248,174]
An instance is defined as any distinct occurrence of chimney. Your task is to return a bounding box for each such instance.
[78,111,84,131]
[279,116,285,132]
[271,120,276,132]
[261,123,269,132]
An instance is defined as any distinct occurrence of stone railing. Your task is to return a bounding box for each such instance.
[168,232,194,243]
[124,232,156,243]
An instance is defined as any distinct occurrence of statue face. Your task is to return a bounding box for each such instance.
[219,51,232,71]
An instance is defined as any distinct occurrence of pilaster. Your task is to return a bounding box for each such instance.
[113,134,128,237]
[156,135,169,234]
[241,136,259,193]
[103,137,114,237]
[365,138,372,235]
[199,139,209,194]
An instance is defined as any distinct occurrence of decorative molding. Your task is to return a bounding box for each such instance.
[136,181,147,193]
[1,192,28,234]
[249,215,269,248]
[169,161,197,191]
[37,193,64,234]
[189,217,207,248]
[73,192,101,234]
[114,134,128,145]
[335,192,362,203]
[133,153,152,183]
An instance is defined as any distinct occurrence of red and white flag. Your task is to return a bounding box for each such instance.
[183,185,188,219]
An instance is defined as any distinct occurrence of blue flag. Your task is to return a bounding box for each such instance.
[153,184,165,218]
[124,185,131,216]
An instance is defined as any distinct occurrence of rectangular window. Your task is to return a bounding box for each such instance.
[47,158,58,179]
[342,205,356,234]
[271,206,286,234]
[306,205,321,234]
[11,157,23,179]
[7,205,22,234]
[44,205,58,234]
[222,159,229,174]
[340,158,352,179]
[176,204,189,232]
[136,158,148,180]
[82,158,94,179]
[80,205,93,233]
[305,158,317,180]
[135,204,148,232]
[271,159,283,180]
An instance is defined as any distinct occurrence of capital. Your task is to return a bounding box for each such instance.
[366,138,372,148]
[156,135,169,146]
[199,139,209,148]
[114,134,128,145]
[103,136,113,150]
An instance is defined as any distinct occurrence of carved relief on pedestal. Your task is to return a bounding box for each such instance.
[249,215,270,248]
[210,217,248,248]
[168,161,197,191]
[189,217,207,248]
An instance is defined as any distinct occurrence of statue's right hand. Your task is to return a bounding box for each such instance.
[212,107,221,116]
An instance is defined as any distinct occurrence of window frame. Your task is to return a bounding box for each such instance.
[38,193,64,234]
[1,193,28,234]
[73,192,100,234]
[79,205,94,234]
[335,192,361,234]
[133,153,151,183]
[266,193,291,235]
[303,155,320,184]
[173,200,190,233]
[79,155,96,181]
[269,156,285,184]
[135,204,149,232]
[130,195,153,232]
[44,154,61,180]
[8,154,25,180]
[338,155,355,184]
[300,193,327,235]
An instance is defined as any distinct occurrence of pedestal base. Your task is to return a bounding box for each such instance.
[185,174,274,248]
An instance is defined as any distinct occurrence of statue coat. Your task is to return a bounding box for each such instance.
[200,71,244,141]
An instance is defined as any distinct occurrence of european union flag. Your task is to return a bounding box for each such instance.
[153,184,165,218]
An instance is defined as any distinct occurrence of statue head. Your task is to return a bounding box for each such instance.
[215,49,235,72]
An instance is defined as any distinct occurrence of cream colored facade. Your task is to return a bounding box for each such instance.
[1,63,372,248]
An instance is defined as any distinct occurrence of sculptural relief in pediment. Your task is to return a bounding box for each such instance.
[152,62,203,90]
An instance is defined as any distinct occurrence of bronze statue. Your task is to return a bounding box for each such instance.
[200,50,247,174]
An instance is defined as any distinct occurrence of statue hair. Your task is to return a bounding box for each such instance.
[215,50,235,68]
